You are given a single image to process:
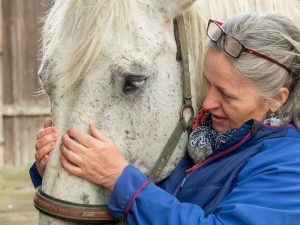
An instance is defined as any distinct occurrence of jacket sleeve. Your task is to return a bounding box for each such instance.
[29,162,42,188]
[108,160,300,225]
[108,165,213,224]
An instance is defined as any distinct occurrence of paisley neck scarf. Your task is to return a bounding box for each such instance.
[187,108,283,164]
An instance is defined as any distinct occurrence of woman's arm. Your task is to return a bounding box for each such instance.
[29,162,43,188]
[109,159,300,225]
[60,125,300,225]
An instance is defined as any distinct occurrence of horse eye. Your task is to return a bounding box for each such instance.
[123,75,148,94]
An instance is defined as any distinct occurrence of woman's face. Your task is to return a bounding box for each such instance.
[203,49,269,133]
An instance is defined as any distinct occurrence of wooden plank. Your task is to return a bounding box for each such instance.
[3,118,12,165]
[0,0,4,167]
[2,0,52,166]
[2,0,50,106]
[2,0,13,105]
[3,105,50,117]
[3,116,47,166]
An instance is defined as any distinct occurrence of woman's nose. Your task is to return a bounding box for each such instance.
[202,89,221,111]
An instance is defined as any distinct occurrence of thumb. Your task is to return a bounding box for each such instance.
[44,117,53,128]
[89,123,109,142]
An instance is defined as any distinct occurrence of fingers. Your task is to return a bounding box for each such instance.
[61,144,84,167]
[36,153,50,177]
[37,127,57,140]
[35,132,57,150]
[38,155,49,171]
[67,128,98,148]
[35,118,55,177]
[62,133,86,154]
[60,155,83,177]
[89,123,110,142]
[44,117,53,129]
[35,141,55,162]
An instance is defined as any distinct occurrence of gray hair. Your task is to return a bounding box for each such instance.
[208,13,300,128]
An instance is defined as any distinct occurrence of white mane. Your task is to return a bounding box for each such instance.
[40,0,133,92]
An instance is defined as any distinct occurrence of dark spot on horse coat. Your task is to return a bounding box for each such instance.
[81,192,90,204]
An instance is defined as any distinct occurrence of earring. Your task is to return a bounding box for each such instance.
[264,110,281,125]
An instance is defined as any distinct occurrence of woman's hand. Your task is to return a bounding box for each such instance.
[35,118,57,177]
[60,124,128,191]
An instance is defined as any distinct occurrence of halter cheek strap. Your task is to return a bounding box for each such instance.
[148,15,194,182]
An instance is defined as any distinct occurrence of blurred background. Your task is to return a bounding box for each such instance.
[0,0,51,224]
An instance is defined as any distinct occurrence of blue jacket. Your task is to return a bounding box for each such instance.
[30,120,300,224]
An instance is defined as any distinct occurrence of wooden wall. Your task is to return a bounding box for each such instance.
[1,0,51,167]
[0,0,4,167]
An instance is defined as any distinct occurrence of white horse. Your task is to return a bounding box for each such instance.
[35,0,300,224]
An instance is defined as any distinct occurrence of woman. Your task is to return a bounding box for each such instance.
[30,13,300,224]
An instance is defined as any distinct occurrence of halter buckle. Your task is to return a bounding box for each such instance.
[180,102,194,130]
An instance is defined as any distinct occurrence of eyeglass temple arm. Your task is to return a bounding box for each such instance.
[244,48,292,73]
[215,20,223,26]
[208,19,223,26]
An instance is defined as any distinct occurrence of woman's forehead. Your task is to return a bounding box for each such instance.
[204,50,241,83]
[204,50,260,96]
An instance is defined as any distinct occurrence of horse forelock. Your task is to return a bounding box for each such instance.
[39,1,205,108]
[40,0,134,93]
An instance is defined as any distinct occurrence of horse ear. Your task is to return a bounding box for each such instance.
[155,0,197,22]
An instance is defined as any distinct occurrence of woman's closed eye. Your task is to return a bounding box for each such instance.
[219,89,237,101]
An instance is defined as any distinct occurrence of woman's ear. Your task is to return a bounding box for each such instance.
[269,87,289,112]
[155,0,197,22]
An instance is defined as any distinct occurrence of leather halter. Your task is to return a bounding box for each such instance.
[148,15,194,182]
[34,15,194,223]
[34,186,118,224]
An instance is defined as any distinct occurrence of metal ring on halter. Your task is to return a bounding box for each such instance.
[34,186,118,224]
[180,102,194,130]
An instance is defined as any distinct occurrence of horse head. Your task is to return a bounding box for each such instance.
[37,0,202,224]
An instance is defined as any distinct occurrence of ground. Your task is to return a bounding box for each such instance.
[0,166,38,225]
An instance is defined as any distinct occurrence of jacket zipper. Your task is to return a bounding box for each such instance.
[173,130,252,196]
[173,172,191,196]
